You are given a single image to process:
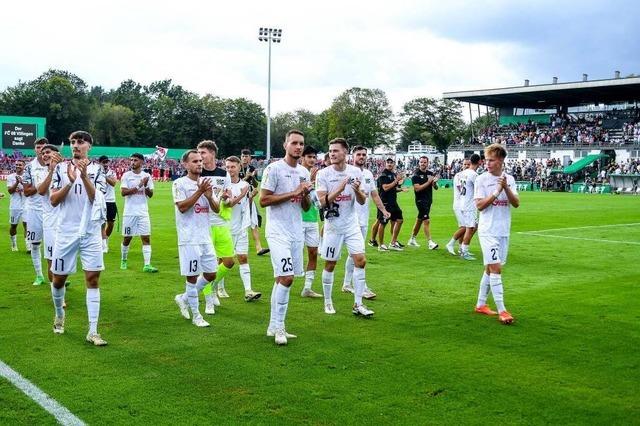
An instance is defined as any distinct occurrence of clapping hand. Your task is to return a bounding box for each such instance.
[198,178,213,197]
[140,176,149,188]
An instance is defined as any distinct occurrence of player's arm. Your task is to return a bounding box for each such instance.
[381,175,399,192]
[369,189,390,216]
[37,168,55,196]
[7,177,18,194]
[144,175,154,198]
[228,185,250,207]
[50,166,72,207]
[259,188,297,207]
[121,177,136,196]
[105,172,117,187]
[504,179,520,208]
[475,184,499,211]
[77,160,96,203]
[22,166,38,197]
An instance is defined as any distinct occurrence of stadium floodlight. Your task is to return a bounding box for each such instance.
[257,27,283,161]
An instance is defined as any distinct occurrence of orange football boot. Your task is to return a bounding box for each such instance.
[474,305,497,316]
[498,310,514,324]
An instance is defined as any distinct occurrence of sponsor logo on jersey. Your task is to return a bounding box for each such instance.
[335,194,352,202]
[215,178,225,185]
[194,203,210,213]
[492,199,509,207]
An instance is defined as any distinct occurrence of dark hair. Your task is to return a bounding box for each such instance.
[241,149,251,156]
[351,145,367,154]
[225,155,241,164]
[419,156,429,160]
[131,153,144,161]
[41,144,59,153]
[15,159,25,164]
[386,158,395,163]
[69,131,93,144]
[470,153,481,165]
[197,140,218,154]
[34,137,48,145]
[302,146,318,156]
[285,129,304,140]
[329,137,349,152]
[98,155,109,163]
[181,149,199,163]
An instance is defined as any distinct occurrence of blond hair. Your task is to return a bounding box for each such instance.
[484,143,507,159]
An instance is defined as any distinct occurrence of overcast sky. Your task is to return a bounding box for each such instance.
[1,0,638,115]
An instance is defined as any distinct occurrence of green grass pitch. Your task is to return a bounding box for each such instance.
[0,182,638,424]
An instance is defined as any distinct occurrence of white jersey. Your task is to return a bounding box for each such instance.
[6,173,25,210]
[354,168,375,227]
[172,176,213,246]
[474,173,518,237]
[51,161,106,237]
[204,171,232,227]
[316,164,364,234]
[23,158,48,211]
[121,170,153,216]
[260,159,311,242]
[458,168,478,211]
[230,179,251,235]
[42,189,60,230]
[104,168,116,202]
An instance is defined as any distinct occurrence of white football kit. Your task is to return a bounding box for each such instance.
[42,189,60,261]
[50,162,106,275]
[230,180,251,255]
[7,173,25,225]
[354,167,376,239]
[474,173,518,266]
[261,160,310,277]
[316,164,365,262]
[172,176,218,276]
[121,170,153,236]
[454,169,478,228]
[23,158,48,243]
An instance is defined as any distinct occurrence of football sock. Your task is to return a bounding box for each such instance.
[343,256,354,286]
[10,235,17,247]
[448,238,456,246]
[353,267,366,306]
[186,282,200,315]
[195,275,209,293]
[86,288,100,335]
[217,278,225,291]
[268,282,277,329]
[214,264,230,288]
[51,284,65,318]
[460,244,468,254]
[322,270,334,304]
[274,283,291,329]
[489,273,506,312]
[31,244,43,276]
[142,245,152,265]
[476,272,491,308]
[121,244,129,261]
[303,270,315,290]
[239,264,251,292]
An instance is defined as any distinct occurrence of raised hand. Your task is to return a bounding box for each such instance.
[198,178,213,196]
[497,175,507,190]
[76,159,89,177]
[67,162,77,183]
[350,177,361,191]
[49,152,63,171]
[140,176,149,188]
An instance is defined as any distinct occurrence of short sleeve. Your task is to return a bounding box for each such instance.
[474,176,486,200]
[147,173,155,190]
[7,175,15,187]
[316,170,328,193]
[172,180,187,204]
[507,175,518,196]
[121,173,130,189]
[51,165,64,190]
[260,164,277,192]
[95,167,107,194]
[23,164,33,186]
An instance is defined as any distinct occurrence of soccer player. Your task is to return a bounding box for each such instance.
[172,150,220,328]
[446,158,471,256]
[260,129,312,345]
[408,156,439,249]
[7,159,27,251]
[376,158,405,251]
[222,156,262,303]
[316,138,374,317]
[448,155,480,260]
[99,156,118,253]
[49,130,107,345]
[198,140,235,304]
[342,146,390,298]
[473,144,519,324]
[22,138,49,285]
[120,153,158,272]
[240,149,269,256]
[299,145,323,298]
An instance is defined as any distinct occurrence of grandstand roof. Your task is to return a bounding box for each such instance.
[443,77,640,108]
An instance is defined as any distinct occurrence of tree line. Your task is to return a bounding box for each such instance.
[0,70,494,157]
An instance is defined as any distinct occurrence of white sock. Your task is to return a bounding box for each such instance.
[353,267,366,306]
[10,235,17,247]
[343,257,354,287]
[30,244,42,276]
[268,282,277,329]
[217,278,225,291]
[460,244,468,254]
[86,288,100,335]
[195,275,209,293]
[142,245,151,265]
[121,244,129,261]
[448,238,456,246]
[322,270,334,304]
[303,270,315,290]
[51,284,65,318]
[489,273,506,312]
[476,272,491,308]
[185,282,200,315]
[274,283,291,329]
[239,264,251,292]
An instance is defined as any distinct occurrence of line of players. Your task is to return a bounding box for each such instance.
[7,130,519,346]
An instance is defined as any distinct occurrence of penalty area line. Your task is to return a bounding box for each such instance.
[0,360,85,426]
[517,232,640,246]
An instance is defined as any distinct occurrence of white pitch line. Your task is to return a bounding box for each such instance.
[0,360,85,426]
[521,222,640,233]
[518,232,640,246]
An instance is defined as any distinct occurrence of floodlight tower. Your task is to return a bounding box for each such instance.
[258,27,282,161]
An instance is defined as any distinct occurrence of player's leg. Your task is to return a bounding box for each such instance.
[422,219,438,250]
[320,232,343,314]
[80,235,108,344]
[377,220,388,250]
[474,236,496,316]
[344,229,374,316]
[266,237,299,344]
[390,205,404,248]
[50,236,79,335]
[235,231,260,301]
[446,226,465,255]
[121,215,134,269]
[302,225,321,297]
[140,214,157,272]
[22,221,29,252]
[369,219,380,246]
[26,212,45,285]
[9,220,18,251]
[210,226,235,297]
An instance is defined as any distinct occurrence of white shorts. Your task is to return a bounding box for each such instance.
[178,243,218,276]
[302,222,320,248]
[25,209,43,243]
[9,209,23,225]
[267,236,304,278]
[249,200,260,228]
[122,215,151,237]
[455,209,477,228]
[359,225,368,240]
[232,230,249,255]
[51,233,104,275]
[320,226,365,261]
[43,228,57,260]
[479,235,510,266]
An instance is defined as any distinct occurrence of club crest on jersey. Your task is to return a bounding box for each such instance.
[299,176,306,183]
[216,178,225,185]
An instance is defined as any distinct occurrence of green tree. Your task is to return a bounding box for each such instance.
[216,98,265,157]
[110,79,155,147]
[327,87,395,149]
[463,110,498,142]
[90,103,135,146]
[400,98,465,154]
[270,109,321,157]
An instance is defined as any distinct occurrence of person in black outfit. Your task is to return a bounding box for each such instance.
[375,158,406,251]
[408,156,439,249]
[240,149,269,256]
